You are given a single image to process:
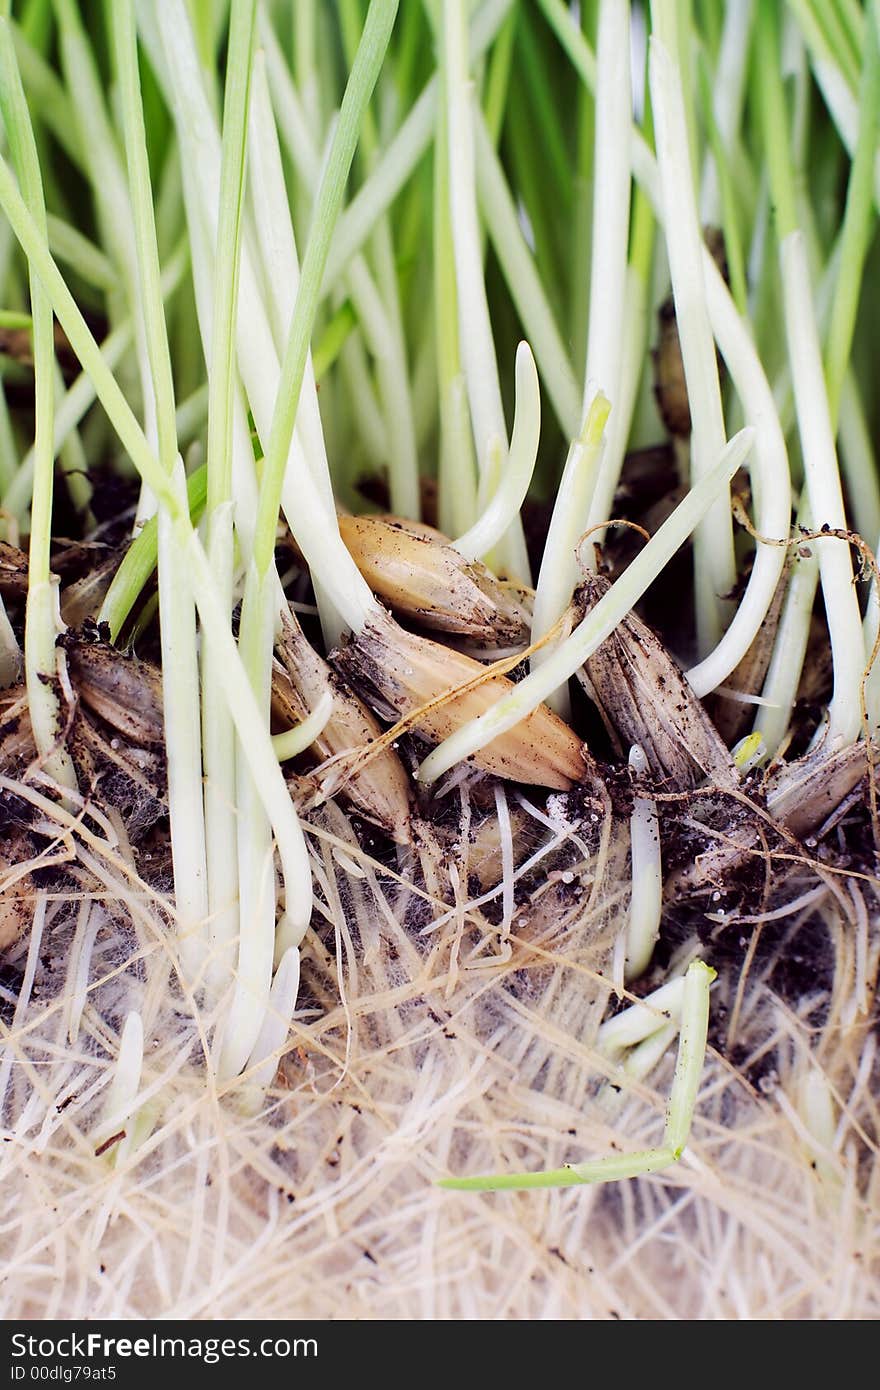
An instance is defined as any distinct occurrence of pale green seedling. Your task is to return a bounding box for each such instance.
[439,959,715,1191]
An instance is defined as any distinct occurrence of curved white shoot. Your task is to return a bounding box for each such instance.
[438,960,713,1190]
[597,972,686,1056]
[273,690,334,763]
[624,745,662,982]
[530,393,612,717]
[94,1011,144,1165]
[453,342,540,562]
[244,947,301,1095]
[686,249,791,697]
[417,428,754,786]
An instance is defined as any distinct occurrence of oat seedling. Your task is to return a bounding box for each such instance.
[439,959,714,1190]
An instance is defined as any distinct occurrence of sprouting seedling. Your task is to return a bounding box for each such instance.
[438,959,715,1190]
[417,424,756,785]
[452,341,541,564]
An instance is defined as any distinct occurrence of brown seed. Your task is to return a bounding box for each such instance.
[65,639,165,746]
[273,609,412,843]
[573,573,737,789]
[0,542,30,600]
[59,559,119,629]
[337,514,529,645]
[666,743,873,904]
[767,741,870,839]
[337,608,590,791]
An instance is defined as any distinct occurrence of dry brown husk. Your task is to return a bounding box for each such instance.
[338,512,529,644]
[573,572,737,788]
[63,635,165,746]
[337,606,591,790]
[272,607,412,843]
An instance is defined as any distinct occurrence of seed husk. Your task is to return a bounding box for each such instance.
[63,636,165,746]
[273,608,412,843]
[573,573,737,789]
[0,541,30,599]
[59,559,119,629]
[766,741,871,839]
[337,608,590,790]
[667,742,873,904]
[337,513,529,644]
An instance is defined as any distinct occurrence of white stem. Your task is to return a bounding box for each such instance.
[157,0,369,637]
[583,0,632,418]
[6,246,187,520]
[663,960,714,1155]
[24,579,77,794]
[531,398,611,718]
[779,231,863,747]
[324,0,515,293]
[838,372,880,559]
[624,745,662,981]
[583,261,651,543]
[218,565,282,1081]
[453,342,540,562]
[650,25,735,653]
[686,250,791,697]
[699,0,754,222]
[244,946,301,1093]
[158,470,209,985]
[201,502,240,1006]
[754,529,819,757]
[472,108,581,440]
[443,0,528,578]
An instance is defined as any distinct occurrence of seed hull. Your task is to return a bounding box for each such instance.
[337,609,591,791]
